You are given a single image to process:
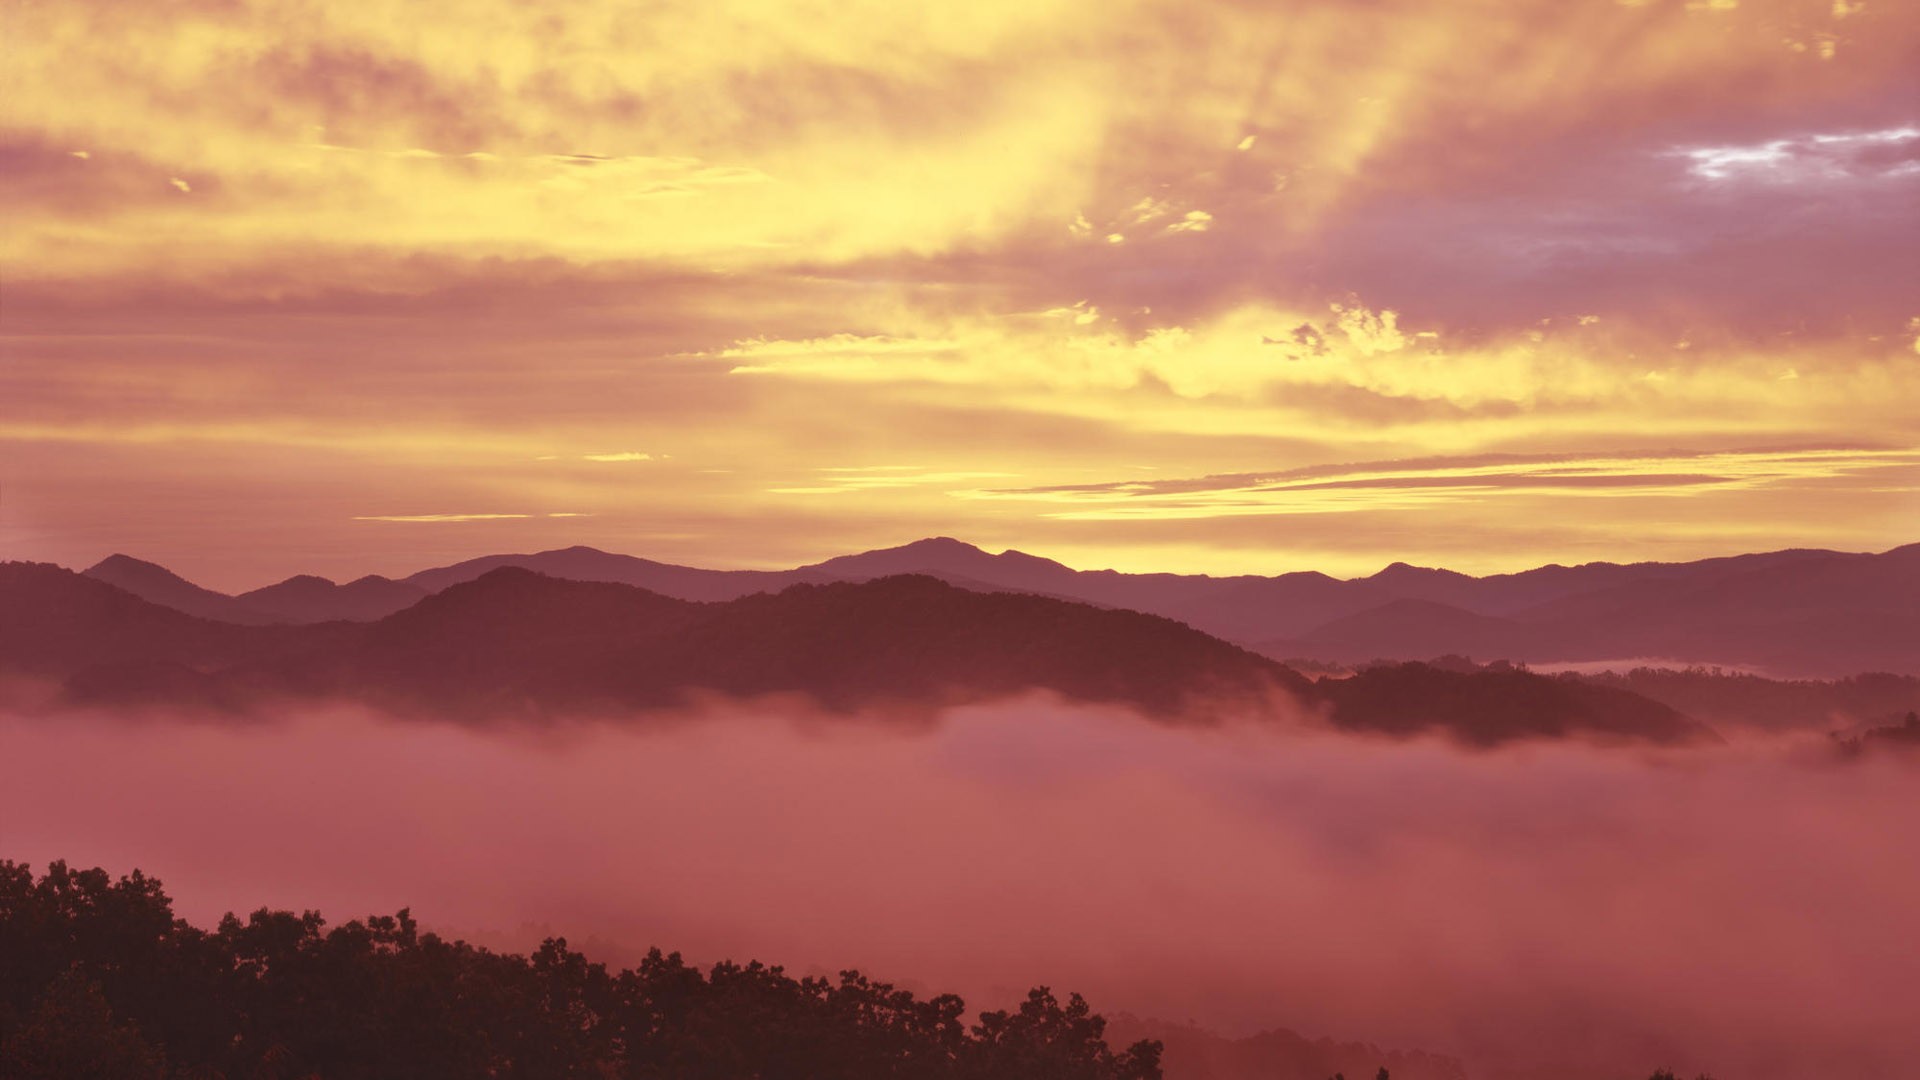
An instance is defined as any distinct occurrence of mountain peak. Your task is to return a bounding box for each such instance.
[86,553,182,579]
[1369,561,1467,582]
[80,553,261,622]
[895,536,985,556]
[84,554,216,593]
[232,571,427,623]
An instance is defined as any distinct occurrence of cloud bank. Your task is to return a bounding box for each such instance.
[3,701,1914,1079]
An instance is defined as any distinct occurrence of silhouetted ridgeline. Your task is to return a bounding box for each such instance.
[83,554,427,626]
[1571,666,1920,733]
[1316,662,1708,747]
[2,562,1715,744]
[0,860,1161,1080]
[5,562,1306,722]
[77,537,1920,677]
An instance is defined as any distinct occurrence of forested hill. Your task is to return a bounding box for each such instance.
[3,562,1714,744]
[4,562,1305,721]
[0,860,1162,1080]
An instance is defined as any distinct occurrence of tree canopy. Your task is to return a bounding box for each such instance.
[0,860,1162,1080]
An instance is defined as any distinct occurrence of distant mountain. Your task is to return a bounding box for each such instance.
[393,538,1919,677]
[61,536,1920,679]
[1258,544,1920,677]
[0,563,274,676]
[1277,599,1527,663]
[804,536,1080,591]
[82,555,425,626]
[5,562,1713,744]
[402,545,830,601]
[82,554,276,624]
[237,574,426,623]
[19,565,1310,720]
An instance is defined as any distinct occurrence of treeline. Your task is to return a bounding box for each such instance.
[0,860,1162,1079]
[1570,666,1918,733]
[1832,710,1920,755]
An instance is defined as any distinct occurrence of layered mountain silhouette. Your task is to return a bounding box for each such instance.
[78,538,1919,676]
[399,544,830,601]
[13,562,1306,721]
[81,555,425,625]
[81,554,272,624]
[238,573,428,623]
[3,561,1712,744]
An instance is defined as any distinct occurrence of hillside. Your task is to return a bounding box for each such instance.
[6,563,1710,743]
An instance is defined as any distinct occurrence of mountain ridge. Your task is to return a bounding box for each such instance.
[68,538,1920,677]
[3,561,1714,745]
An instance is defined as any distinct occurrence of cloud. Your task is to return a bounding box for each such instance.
[768,468,1019,496]
[4,0,1916,585]
[716,297,1920,435]
[1678,125,1920,181]
[352,513,535,523]
[3,702,1916,1080]
[971,446,1920,520]
[6,0,1913,283]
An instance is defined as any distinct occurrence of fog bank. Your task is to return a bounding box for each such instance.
[3,702,1914,1079]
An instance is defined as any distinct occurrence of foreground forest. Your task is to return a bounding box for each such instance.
[0,861,1162,1080]
[0,861,1716,1080]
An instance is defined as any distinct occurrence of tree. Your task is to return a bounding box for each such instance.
[0,969,165,1079]
[0,859,1162,1080]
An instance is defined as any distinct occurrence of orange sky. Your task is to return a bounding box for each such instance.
[3,0,1917,590]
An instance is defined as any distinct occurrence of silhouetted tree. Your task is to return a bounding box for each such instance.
[0,969,165,1079]
[0,860,1161,1080]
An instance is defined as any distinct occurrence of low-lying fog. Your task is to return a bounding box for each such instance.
[3,700,1914,1080]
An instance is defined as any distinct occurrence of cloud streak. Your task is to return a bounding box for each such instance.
[972,446,1920,520]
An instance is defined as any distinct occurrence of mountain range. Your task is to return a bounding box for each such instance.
[2,561,1709,745]
[73,538,1920,677]
[83,554,429,625]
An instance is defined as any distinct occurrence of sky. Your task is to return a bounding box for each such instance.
[3,0,1917,591]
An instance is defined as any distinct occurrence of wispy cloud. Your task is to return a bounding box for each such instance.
[352,512,589,523]
[1678,125,1920,182]
[967,446,1920,520]
[769,468,1018,496]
